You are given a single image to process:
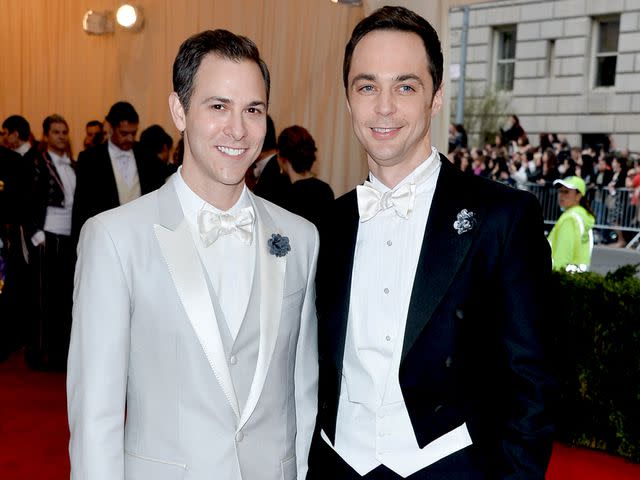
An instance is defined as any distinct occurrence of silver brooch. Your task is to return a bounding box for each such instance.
[453,209,476,235]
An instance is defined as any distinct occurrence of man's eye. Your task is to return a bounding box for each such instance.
[247,107,263,114]
[211,104,224,110]
[358,85,375,93]
[399,85,415,93]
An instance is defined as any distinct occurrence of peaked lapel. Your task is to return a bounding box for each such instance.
[238,192,286,429]
[98,144,121,208]
[152,178,240,419]
[324,190,360,369]
[401,157,482,359]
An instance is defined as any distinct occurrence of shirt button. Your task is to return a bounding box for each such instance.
[385,335,391,341]
[378,411,385,419]
[236,431,244,442]
[386,240,392,246]
[384,288,389,294]
[230,355,237,365]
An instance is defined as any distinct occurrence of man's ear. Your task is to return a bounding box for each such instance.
[168,92,186,132]
[430,86,444,118]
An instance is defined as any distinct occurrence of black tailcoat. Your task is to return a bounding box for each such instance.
[311,156,556,479]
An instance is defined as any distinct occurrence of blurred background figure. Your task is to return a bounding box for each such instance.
[139,124,176,176]
[276,125,333,229]
[2,115,33,156]
[0,143,27,362]
[500,114,526,144]
[448,123,467,153]
[83,120,104,150]
[252,115,290,206]
[24,114,76,370]
[72,101,166,242]
[548,176,595,272]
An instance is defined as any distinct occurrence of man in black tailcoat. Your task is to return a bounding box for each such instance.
[308,6,555,480]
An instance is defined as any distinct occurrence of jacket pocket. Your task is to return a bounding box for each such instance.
[280,455,297,480]
[125,450,187,480]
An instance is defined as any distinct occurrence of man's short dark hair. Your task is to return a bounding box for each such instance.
[86,120,103,130]
[2,115,31,141]
[343,6,443,95]
[172,29,270,112]
[262,114,276,152]
[43,114,69,135]
[105,101,139,128]
[278,125,317,174]
[140,124,174,157]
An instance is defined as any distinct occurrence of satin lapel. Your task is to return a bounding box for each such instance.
[401,158,481,359]
[153,180,240,419]
[238,193,285,428]
[326,191,360,369]
[101,146,120,207]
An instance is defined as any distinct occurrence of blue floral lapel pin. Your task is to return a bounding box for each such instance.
[268,233,291,257]
[453,209,476,235]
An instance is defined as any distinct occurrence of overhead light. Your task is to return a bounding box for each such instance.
[116,4,144,32]
[82,10,114,35]
[331,0,362,5]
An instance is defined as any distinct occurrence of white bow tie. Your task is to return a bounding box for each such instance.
[197,206,255,247]
[356,181,416,222]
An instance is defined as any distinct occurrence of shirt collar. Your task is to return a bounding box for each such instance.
[14,142,30,156]
[108,139,134,159]
[368,146,440,194]
[173,167,251,227]
[48,149,71,166]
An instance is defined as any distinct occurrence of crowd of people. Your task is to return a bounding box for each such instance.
[448,117,640,249]
[0,104,332,368]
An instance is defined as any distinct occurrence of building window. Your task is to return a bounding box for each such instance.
[546,39,555,78]
[493,26,517,91]
[593,16,619,87]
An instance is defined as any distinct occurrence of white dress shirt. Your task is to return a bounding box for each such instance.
[173,170,255,340]
[323,147,472,477]
[108,140,137,186]
[43,150,76,236]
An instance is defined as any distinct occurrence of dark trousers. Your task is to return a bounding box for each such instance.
[25,231,75,370]
[307,430,486,480]
[0,225,29,361]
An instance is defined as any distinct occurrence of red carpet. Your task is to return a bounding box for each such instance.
[1,349,639,479]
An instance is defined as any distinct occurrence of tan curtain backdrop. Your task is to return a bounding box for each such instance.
[0,0,367,196]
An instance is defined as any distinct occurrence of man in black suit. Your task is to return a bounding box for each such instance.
[0,145,27,361]
[72,101,166,241]
[253,114,291,207]
[308,6,555,480]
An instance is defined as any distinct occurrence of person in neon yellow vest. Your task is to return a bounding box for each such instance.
[548,176,596,272]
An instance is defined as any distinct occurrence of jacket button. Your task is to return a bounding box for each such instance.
[230,355,237,365]
[236,431,244,442]
[321,402,328,410]
[455,308,464,319]
[434,405,443,413]
[445,356,453,368]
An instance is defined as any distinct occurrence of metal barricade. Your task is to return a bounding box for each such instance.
[522,182,640,250]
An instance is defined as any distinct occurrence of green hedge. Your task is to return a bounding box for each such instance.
[550,265,640,462]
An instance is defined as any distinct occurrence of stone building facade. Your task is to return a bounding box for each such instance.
[448,0,640,152]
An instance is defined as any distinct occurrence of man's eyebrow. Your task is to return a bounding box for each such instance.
[203,96,231,104]
[350,73,376,88]
[201,97,267,109]
[395,74,423,86]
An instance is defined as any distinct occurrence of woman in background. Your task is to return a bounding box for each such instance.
[277,125,334,229]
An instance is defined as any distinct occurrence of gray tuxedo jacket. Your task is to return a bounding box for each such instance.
[67,177,319,480]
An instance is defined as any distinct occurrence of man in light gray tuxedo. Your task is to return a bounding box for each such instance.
[67,29,319,480]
